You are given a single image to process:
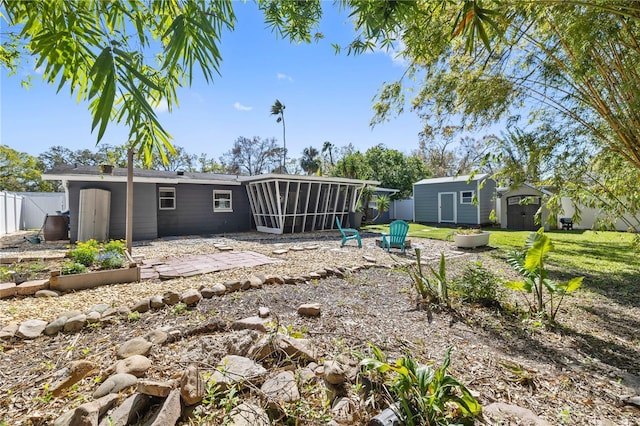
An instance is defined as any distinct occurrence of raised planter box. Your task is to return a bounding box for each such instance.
[453,232,490,248]
[50,266,140,291]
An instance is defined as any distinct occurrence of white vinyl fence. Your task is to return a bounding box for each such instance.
[0,191,24,236]
[0,191,66,236]
[390,198,414,221]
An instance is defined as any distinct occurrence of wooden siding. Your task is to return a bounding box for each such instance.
[414,179,496,225]
[68,182,157,242]
[156,184,251,237]
[478,179,496,225]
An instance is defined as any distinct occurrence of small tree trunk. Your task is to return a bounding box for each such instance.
[126,147,134,254]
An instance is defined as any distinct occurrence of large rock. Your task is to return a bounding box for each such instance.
[51,360,96,397]
[131,298,151,313]
[54,394,119,426]
[225,330,261,356]
[93,373,138,398]
[261,371,300,403]
[144,328,169,345]
[279,335,318,362]
[146,388,181,425]
[181,289,202,306]
[97,393,153,426]
[0,282,17,299]
[331,397,360,424]
[298,303,321,317]
[63,314,87,332]
[228,402,270,426]
[232,316,271,333]
[323,360,347,385]
[112,355,152,377]
[16,319,48,339]
[208,355,267,390]
[0,322,19,340]
[137,379,173,397]
[162,291,181,305]
[180,365,205,406]
[484,403,550,425]
[44,317,68,336]
[35,289,60,298]
[16,279,49,295]
[117,337,153,359]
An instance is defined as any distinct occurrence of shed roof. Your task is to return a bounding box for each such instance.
[414,173,491,185]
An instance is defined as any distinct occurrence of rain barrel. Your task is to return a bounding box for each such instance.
[43,214,69,241]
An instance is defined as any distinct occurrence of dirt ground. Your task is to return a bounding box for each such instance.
[1,230,639,425]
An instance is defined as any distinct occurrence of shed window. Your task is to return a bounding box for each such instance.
[159,187,176,210]
[460,190,475,204]
[213,190,233,212]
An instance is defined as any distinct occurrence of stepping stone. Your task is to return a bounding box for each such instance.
[304,245,320,250]
[272,249,289,255]
[0,282,17,299]
[290,246,305,252]
[218,246,233,251]
[16,279,49,295]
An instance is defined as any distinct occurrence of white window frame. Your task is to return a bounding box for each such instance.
[158,187,176,210]
[213,190,233,212]
[460,190,475,204]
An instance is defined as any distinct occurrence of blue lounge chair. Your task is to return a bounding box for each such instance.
[381,220,409,253]
[335,217,362,248]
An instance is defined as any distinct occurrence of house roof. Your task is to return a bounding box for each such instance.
[42,165,243,185]
[242,173,379,186]
[497,182,554,196]
[42,165,380,187]
[414,173,491,185]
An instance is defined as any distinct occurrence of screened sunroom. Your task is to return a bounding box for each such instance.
[243,174,379,234]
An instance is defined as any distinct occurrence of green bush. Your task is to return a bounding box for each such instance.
[68,239,100,266]
[102,239,126,255]
[97,253,124,270]
[453,261,502,305]
[61,261,87,275]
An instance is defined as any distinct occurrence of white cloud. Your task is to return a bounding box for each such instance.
[371,38,409,67]
[153,99,169,113]
[234,102,253,111]
[277,72,293,82]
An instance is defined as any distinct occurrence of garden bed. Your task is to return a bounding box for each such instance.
[49,264,140,291]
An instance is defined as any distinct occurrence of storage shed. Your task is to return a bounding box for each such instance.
[413,174,496,226]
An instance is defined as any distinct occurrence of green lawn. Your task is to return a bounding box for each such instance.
[363,223,639,304]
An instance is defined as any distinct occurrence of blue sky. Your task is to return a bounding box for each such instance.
[1,3,426,163]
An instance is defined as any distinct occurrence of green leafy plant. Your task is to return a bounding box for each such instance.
[61,261,87,275]
[68,239,100,266]
[102,239,126,255]
[504,229,583,322]
[127,311,141,322]
[172,302,188,315]
[97,253,124,270]
[360,345,481,425]
[406,249,449,307]
[453,261,502,306]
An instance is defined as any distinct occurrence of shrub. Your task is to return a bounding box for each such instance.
[453,261,502,305]
[406,249,449,307]
[360,345,481,426]
[61,261,87,275]
[97,253,124,270]
[102,239,126,256]
[504,228,583,322]
[68,240,100,266]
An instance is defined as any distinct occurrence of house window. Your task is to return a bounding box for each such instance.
[213,190,233,212]
[159,187,176,210]
[460,190,475,204]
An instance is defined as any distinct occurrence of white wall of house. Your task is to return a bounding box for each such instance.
[560,197,638,231]
[391,198,414,221]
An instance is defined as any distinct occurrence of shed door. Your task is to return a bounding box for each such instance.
[438,192,456,223]
[507,196,539,230]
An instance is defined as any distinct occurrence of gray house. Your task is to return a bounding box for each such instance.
[43,165,377,242]
[413,174,496,226]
